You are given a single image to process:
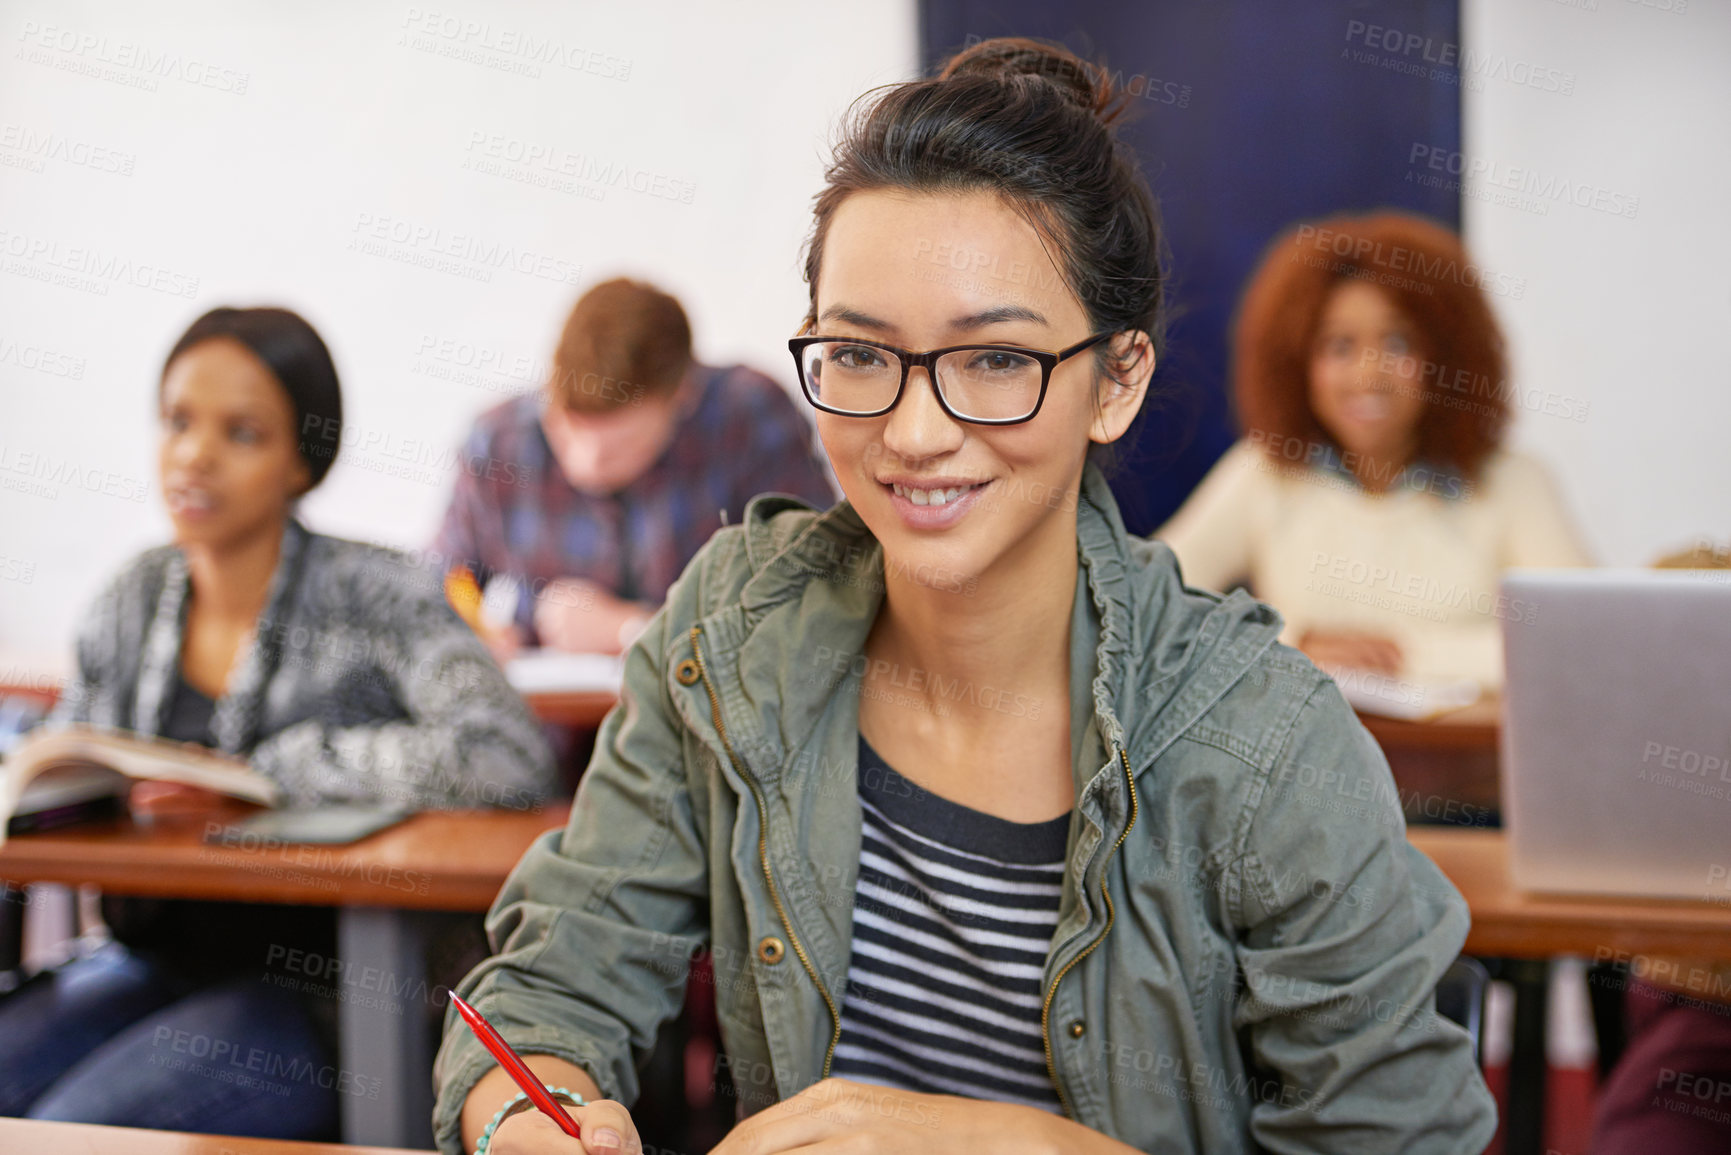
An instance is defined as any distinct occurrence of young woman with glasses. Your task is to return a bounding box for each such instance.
[435,36,1496,1155]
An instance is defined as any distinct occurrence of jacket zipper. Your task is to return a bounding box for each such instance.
[1041,745,1140,1118]
[687,625,843,1077]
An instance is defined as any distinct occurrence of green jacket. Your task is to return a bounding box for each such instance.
[433,464,1496,1153]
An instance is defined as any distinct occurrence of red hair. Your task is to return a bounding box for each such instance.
[1233,212,1509,479]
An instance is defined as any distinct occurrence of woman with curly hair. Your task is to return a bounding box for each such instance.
[1159,213,1591,690]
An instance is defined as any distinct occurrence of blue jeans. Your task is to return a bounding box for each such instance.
[0,942,340,1139]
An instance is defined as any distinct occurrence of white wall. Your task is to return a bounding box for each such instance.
[0,0,916,669]
[1462,0,1731,566]
[4,1,1725,670]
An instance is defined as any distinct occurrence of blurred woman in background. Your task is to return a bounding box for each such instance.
[1158,212,1590,692]
[0,306,555,1139]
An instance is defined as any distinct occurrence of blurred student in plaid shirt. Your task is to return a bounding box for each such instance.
[432,278,835,656]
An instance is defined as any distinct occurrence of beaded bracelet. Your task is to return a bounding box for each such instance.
[475,1086,586,1154]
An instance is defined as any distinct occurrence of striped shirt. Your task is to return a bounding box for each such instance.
[831,735,1070,1112]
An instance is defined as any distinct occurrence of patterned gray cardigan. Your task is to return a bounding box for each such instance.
[49,517,557,810]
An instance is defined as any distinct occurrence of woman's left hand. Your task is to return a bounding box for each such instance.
[708,1077,1051,1154]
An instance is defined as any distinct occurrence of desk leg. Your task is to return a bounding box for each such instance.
[1505,958,1550,1155]
[0,884,23,984]
[338,907,438,1149]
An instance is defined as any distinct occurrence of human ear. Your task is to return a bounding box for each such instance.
[1088,331,1155,445]
[287,454,313,499]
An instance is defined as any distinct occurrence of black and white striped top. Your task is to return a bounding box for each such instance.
[831,735,1070,1112]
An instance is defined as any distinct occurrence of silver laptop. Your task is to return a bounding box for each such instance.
[1501,568,1731,900]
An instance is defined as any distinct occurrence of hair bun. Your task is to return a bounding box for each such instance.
[938,36,1121,126]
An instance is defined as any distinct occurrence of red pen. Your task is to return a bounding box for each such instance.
[448,990,583,1141]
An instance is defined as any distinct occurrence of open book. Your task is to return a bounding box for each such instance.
[0,725,280,845]
[504,649,624,694]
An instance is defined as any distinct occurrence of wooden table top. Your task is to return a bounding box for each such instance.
[0,1118,430,1153]
[1357,695,1501,752]
[0,803,569,910]
[1410,826,1731,959]
[7,800,1730,961]
[1,678,615,732]
[522,688,617,728]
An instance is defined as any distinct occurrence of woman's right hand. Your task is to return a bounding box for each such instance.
[485,1099,641,1153]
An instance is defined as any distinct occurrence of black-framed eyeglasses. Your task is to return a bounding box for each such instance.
[787,331,1116,426]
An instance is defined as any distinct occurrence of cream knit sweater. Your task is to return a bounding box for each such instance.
[1156,440,1592,689]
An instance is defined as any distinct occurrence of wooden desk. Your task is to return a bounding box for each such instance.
[522,689,616,728]
[15,785,1729,1155]
[0,806,568,1150]
[1359,696,1502,819]
[1358,695,1501,752]
[1410,826,1731,959]
[1409,826,1731,1155]
[0,1117,431,1153]
[0,804,568,910]
[0,678,618,732]
[29,814,1724,967]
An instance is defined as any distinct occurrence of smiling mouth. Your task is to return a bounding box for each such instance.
[1342,396,1394,423]
[166,486,219,514]
[888,480,987,507]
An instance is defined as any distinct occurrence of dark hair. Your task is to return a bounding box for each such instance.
[1234,212,1509,480]
[549,278,692,413]
[798,36,1166,437]
[163,306,345,490]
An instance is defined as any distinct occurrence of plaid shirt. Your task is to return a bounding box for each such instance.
[431,364,834,635]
